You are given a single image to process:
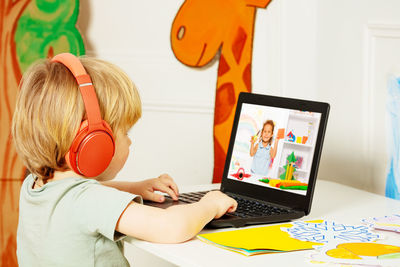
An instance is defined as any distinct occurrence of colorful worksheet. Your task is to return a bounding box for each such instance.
[362,214,400,233]
[197,222,322,256]
[309,242,400,266]
[282,221,381,243]
[198,220,382,257]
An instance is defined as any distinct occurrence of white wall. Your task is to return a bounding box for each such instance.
[77,0,400,266]
[315,0,400,195]
[78,0,320,187]
[79,0,216,185]
[78,0,400,192]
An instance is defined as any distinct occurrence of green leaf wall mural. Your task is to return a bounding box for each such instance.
[0,0,84,265]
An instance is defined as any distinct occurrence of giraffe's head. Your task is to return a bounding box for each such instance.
[171,0,272,67]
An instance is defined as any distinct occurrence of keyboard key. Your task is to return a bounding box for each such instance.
[168,191,294,218]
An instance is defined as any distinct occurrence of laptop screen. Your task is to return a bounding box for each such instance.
[226,103,322,196]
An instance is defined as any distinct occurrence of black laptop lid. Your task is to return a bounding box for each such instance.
[220,92,329,215]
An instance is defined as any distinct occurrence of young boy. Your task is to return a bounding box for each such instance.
[12,53,237,267]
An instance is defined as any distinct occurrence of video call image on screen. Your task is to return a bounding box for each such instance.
[227,103,321,196]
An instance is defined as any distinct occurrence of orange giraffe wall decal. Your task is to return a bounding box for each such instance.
[171,0,272,183]
[1,1,84,265]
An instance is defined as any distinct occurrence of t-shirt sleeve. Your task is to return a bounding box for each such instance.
[72,181,142,241]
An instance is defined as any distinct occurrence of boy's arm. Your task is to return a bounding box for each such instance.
[116,191,237,243]
[101,174,179,202]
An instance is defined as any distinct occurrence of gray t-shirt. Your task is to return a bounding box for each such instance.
[17,174,142,267]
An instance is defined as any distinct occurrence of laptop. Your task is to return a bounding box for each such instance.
[145,92,330,228]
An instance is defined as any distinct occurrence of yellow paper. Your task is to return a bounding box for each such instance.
[336,243,400,257]
[375,222,400,227]
[198,223,322,252]
[326,247,362,259]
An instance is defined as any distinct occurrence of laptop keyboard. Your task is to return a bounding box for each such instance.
[228,195,293,218]
[174,191,210,203]
[166,191,294,218]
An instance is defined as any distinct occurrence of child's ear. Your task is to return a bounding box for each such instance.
[245,0,272,8]
[65,151,72,170]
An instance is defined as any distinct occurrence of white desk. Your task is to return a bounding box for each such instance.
[125,180,400,267]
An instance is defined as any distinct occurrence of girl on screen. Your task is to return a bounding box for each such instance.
[250,120,281,176]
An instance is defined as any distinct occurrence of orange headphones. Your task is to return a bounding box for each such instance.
[51,53,115,177]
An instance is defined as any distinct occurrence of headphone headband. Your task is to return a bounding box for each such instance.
[51,53,115,177]
[51,53,103,131]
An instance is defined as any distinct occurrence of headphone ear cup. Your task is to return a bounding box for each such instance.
[66,120,115,177]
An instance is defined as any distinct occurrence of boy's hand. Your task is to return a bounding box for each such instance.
[200,191,237,219]
[138,174,179,203]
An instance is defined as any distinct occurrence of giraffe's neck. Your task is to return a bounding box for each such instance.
[211,6,260,182]
[217,25,253,94]
[214,8,256,127]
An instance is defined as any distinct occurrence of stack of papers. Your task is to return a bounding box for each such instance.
[309,242,400,266]
[362,214,400,233]
[197,223,322,256]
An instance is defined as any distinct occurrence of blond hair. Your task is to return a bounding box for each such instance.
[12,56,142,181]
